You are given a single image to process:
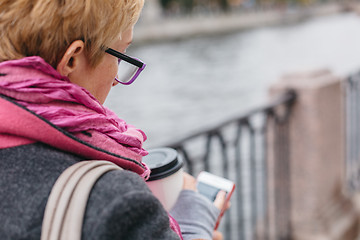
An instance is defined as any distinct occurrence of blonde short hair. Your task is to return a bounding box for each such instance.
[0,0,144,68]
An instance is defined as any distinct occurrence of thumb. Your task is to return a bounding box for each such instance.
[213,190,226,210]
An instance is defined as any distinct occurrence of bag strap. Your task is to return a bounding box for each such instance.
[41,160,122,240]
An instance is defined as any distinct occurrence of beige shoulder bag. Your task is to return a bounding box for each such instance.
[41,160,122,240]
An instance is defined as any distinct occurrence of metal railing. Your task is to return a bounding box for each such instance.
[166,90,297,240]
[346,71,360,193]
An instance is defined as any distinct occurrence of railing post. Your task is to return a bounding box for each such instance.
[267,69,359,240]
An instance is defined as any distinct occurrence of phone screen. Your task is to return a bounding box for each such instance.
[197,181,225,201]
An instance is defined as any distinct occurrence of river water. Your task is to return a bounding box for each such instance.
[105,12,360,148]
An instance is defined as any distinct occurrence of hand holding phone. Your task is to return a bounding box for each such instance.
[196,171,235,230]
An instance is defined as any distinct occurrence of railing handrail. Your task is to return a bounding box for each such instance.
[167,90,297,149]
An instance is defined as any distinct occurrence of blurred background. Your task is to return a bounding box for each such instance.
[105,0,360,148]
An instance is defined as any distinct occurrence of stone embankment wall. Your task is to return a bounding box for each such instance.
[267,70,360,240]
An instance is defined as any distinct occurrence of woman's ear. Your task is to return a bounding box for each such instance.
[56,40,85,77]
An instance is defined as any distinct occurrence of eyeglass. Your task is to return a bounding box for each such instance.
[105,48,146,85]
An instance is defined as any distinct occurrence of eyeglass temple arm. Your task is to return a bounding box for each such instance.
[105,48,144,68]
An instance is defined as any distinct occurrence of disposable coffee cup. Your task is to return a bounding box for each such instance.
[142,147,184,211]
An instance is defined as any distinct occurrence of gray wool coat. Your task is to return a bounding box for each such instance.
[0,142,181,239]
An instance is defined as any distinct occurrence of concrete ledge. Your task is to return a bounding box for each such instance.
[134,3,345,44]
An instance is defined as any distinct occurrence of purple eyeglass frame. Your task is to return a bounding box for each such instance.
[105,48,146,85]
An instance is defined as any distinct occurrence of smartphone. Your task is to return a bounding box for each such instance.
[196,171,235,230]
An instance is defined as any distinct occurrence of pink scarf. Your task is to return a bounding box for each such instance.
[0,56,148,160]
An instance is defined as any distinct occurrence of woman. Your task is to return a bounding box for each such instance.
[0,1,226,239]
